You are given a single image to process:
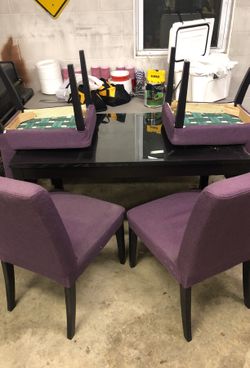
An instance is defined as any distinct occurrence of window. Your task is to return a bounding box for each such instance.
[136,0,234,56]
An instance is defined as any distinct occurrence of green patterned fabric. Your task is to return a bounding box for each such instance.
[184,113,243,126]
[17,116,76,130]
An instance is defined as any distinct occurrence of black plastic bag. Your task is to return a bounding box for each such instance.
[76,84,107,112]
[90,90,107,112]
[98,79,131,106]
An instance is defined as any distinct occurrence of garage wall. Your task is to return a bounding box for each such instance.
[0,0,249,106]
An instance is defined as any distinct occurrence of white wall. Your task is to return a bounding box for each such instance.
[0,0,249,104]
[228,0,250,106]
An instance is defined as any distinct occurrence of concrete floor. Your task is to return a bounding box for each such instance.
[1,177,250,367]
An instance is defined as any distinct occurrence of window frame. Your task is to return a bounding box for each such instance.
[135,0,234,57]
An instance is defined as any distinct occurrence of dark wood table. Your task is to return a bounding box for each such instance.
[10,113,250,188]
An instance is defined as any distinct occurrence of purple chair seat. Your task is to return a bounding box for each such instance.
[0,105,96,178]
[162,54,250,146]
[0,177,125,339]
[127,173,250,341]
[2,104,96,150]
[162,103,250,146]
[0,50,97,178]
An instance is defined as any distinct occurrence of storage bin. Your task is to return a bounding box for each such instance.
[168,19,237,102]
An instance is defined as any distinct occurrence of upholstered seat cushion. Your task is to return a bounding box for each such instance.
[50,192,124,275]
[0,105,97,178]
[162,103,250,146]
[2,105,96,150]
[127,192,200,278]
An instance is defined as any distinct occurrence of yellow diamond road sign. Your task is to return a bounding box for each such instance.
[35,0,69,18]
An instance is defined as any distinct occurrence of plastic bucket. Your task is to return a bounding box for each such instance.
[110,70,132,94]
[36,59,63,95]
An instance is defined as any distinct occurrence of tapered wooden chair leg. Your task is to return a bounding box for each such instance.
[1,261,16,311]
[199,176,209,189]
[243,261,250,308]
[51,178,64,191]
[129,227,138,268]
[116,224,126,264]
[64,284,76,339]
[180,285,192,342]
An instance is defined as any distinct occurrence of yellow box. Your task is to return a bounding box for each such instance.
[147,70,166,84]
[34,0,69,18]
[146,125,162,134]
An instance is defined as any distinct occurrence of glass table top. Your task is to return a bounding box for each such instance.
[10,112,250,169]
[95,112,165,163]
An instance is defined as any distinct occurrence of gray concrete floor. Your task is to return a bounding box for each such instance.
[1,177,250,367]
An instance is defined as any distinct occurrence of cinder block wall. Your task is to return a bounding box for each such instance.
[0,0,249,105]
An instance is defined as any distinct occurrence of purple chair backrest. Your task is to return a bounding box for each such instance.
[0,177,77,286]
[178,173,250,287]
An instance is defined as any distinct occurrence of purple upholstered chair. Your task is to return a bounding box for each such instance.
[127,173,250,341]
[0,177,125,339]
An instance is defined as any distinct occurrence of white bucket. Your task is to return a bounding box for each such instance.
[36,59,63,95]
[110,70,132,94]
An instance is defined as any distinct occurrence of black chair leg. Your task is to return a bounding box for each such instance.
[51,178,64,191]
[180,285,192,342]
[64,284,76,339]
[129,227,138,268]
[1,261,16,311]
[116,224,126,264]
[199,176,209,189]
[243,261,250,308]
